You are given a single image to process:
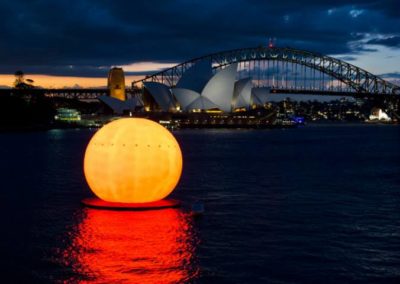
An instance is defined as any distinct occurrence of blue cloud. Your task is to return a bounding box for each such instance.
[0,0,399,76]
[367,36,400,47]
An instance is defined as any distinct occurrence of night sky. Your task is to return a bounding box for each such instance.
[0,0,399,86]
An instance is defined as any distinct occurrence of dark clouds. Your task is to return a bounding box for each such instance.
[367,36,400,47]
[0,0,399,76]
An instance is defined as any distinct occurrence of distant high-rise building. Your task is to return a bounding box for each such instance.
[108,67,126,101]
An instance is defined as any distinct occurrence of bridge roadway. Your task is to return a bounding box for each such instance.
[0,88,128,100]
[0,87,398,101]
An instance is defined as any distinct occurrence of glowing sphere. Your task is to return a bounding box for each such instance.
[84,118,182,203]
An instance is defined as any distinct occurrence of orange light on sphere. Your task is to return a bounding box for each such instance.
[83,118,183,203]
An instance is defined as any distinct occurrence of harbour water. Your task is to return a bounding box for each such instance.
[0,124,399,283]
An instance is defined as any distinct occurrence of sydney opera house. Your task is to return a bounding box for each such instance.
[99,61,274,122]
[76,63,282,127]
[142,60,266,113]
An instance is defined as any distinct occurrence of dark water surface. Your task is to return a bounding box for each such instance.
[0,124,399,283]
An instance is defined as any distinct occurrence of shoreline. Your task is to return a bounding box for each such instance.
[1,120,398,133]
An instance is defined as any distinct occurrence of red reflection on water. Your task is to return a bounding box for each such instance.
[62,208,199,283]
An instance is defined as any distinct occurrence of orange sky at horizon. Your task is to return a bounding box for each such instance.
[0,74,145,88]
[0,62,177,88]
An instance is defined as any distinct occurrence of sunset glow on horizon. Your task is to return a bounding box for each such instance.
[0,61,179,88]
[0,74,145,88]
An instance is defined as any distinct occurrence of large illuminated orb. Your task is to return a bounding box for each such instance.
[83,118,182,208]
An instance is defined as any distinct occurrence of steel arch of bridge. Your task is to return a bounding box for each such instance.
[132,46,400,96]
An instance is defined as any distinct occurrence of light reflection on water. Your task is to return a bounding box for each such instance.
[61,208,199,283]
[1,126,399,283]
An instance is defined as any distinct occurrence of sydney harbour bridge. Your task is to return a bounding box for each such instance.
[3,46,399,102]
[132,46,399,98]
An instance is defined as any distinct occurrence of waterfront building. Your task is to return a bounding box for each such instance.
[144,60,241,113]
[369,108,391,121]
[173,63,238,112]
[175,59,213,93]
[232,78,252,111]
[142,82,176,112]
[142,60,299,113]
[98,96,143,115]
[251,87,271,106]
[54,108,81,121]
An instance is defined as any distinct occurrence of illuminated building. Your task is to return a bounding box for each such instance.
[232,78,252,111]
[143,60,214,112]
[369,108,391,121]
[173,63,238,112]
[175,59,213,93]
[251,87,271,106]
[108,67,126,100]
[142,60,264,113]
[54,108,81,121]
[143,82,176,112]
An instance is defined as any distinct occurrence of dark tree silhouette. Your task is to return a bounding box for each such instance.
[13,70,35,89]
[14,70,25,87]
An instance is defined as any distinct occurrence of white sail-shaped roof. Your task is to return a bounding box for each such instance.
[126,96,144,108]
[172,88,200,109]
[186,96,220,110]
[233,77,252,109]
[201,63,237,112]
[251,87,271,105]
[172,63,238,112]
[143,82,175,111]
[176,59,213,93]
[98,96,142,114]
